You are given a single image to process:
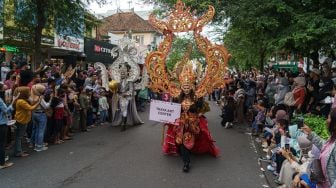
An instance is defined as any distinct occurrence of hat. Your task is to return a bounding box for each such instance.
[298,136,312,155]
[294,77,306,87]
[311,68,321,75]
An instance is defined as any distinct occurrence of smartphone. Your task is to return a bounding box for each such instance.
[297,117,304,129]
[285,144,290,151]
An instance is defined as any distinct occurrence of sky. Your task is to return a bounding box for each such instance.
[88,0,223,43]
[88,0,154,14]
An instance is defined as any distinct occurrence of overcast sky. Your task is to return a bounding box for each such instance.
[88,0,153,14]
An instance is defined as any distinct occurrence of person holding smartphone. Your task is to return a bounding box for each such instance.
[302,109,336,188]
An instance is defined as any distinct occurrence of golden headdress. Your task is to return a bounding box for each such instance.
[145,0,231,98]
[179,62,195,87]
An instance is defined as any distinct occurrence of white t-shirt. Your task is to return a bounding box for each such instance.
[1,66,10,82]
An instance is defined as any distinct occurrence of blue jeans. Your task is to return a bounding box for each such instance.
[14,123,27,156]
[31,112,47,149]
[100,110,108,123]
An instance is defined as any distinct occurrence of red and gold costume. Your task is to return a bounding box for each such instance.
[145,0,231,171]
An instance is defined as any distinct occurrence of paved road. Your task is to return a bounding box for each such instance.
[0,102,267,188]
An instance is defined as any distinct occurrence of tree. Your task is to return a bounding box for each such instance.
[144,0,226,24]
[166,35,204,71]
[147,0,336,70]
[11,0,86,66]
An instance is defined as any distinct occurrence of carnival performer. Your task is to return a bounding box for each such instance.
[111,63,143,131]
[162,64,219,172]
[145,0,230,172]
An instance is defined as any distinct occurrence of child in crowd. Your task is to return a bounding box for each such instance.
[251,100,266,136]
[51,89,65,144]
[221,96,235,128]
[98,89,109,125]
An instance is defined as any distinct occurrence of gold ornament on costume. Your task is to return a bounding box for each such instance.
[145,0,231,99]
[108,80,119,93]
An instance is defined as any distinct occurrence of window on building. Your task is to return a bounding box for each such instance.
[133,35,144,45]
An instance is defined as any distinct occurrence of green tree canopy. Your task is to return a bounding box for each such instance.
[146,0,336,70]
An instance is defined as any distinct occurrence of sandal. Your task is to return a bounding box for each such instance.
[0,162,14,169]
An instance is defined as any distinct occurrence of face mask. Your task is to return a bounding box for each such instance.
[319,82,325,87]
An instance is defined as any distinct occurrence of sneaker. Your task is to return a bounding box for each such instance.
[266,155,271,160]
[267,165,275,171]
[224,122,229,129]
[34,146,48,152]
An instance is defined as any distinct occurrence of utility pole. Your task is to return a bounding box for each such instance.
[128,1,131,11]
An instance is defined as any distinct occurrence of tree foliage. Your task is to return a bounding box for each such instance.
[145,0,336,70]
[5,0,87,65]
[166,34,204,71]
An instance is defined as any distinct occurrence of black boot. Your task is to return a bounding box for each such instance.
[183,163,190,173]
[121,117,127,132]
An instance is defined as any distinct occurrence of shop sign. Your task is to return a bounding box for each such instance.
[84,38,119,64]
[41,36,54,46]
[54,34,84,52]
[1,45,20,52]
[93,44,118,58]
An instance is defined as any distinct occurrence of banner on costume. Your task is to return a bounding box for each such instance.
[149,100,181,124]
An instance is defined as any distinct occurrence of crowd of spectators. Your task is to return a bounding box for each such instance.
[219,60,336,188]
[0,59,149,170]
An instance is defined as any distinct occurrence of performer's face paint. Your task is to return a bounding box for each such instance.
[181,83,191,95]
[120,70,127,79]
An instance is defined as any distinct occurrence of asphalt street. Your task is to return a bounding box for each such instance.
[0,101,268,188]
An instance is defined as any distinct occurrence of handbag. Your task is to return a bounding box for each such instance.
[309,159,326,183]
[284,92,296,106]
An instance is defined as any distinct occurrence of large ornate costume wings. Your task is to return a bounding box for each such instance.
[145,0,231,99]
